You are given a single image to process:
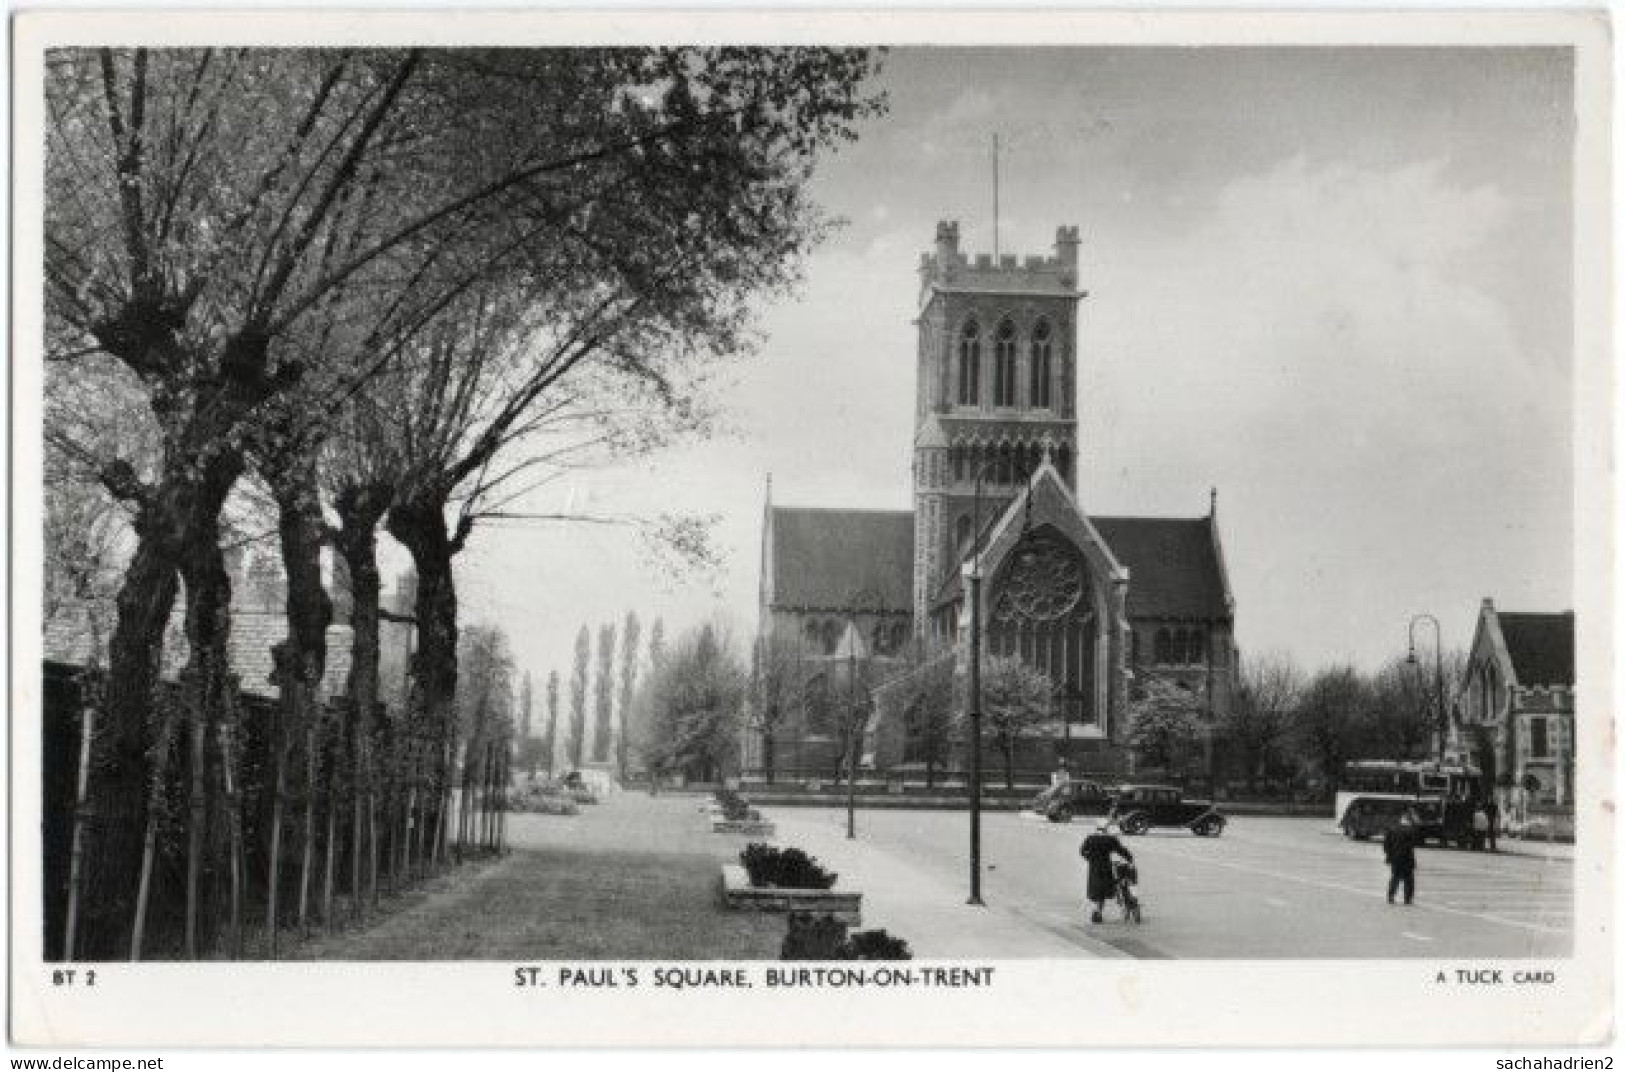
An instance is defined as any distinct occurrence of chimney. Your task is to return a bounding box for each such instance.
[1055,225,1081,268]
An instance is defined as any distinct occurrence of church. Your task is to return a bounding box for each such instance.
[750,221,1237,779]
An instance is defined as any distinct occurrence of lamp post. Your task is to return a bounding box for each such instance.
[846,627,859,840]
[962,460,999,907]
[1408,614,1446,765]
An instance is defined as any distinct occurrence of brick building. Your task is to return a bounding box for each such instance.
[750,222,1237,778]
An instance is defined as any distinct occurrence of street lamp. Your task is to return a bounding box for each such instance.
[1408,614,1447,765]
[846,622,859,840]
[964,461,989,907]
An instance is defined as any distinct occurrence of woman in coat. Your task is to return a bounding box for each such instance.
[1080,822,1134,923]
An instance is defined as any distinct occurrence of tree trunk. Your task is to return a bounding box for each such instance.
[387,492,461,872]
[216,718,246,958]
[1002,737,1014,791]
[335,482,391,918]
[268,452,333,933]
[80,479,193,956]
[174,459,241,960]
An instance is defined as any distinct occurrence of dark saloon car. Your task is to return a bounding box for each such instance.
[1031,779,1115,822]
[1108,784,1226,836]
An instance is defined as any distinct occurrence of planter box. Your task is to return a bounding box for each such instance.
[711,818,776,836]
[720,864,861,925]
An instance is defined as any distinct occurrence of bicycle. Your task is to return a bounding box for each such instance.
[1113,858,1142,923]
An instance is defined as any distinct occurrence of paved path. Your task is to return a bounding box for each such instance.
[762,807,1573,959]
[767,809,1113,959]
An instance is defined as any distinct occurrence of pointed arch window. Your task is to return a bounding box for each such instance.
[955,514,973,553]
[1030,319,1053,409]
[993,318,1017,407]
[957,320,981,406]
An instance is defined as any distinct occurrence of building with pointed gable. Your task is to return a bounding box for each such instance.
[751,222,1237,778]
[1460,599,1575,820]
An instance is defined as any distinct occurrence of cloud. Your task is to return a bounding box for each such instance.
[1083,154,1570,664]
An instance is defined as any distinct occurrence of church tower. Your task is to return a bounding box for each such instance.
[911,221,1085,631]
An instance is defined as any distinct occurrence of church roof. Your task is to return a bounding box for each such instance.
[768,507,914,612]
[1495,611,1574,687]
[1092,517,1232,621]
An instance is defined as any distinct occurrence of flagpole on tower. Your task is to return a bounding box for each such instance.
[992,132,1001,260]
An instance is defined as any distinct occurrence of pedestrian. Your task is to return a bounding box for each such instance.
[1472,806,1490,851]
[1383,813,1420,905]
[1484,799,1499,852]
[1080,821,1134,923]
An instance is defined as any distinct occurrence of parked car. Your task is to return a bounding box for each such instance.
[1031,779,1115,822]
[1109,784,1225,836]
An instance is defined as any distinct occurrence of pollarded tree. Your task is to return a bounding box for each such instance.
[1127,676,1206,774]
[358,47,885,819]
[50,48,792,952]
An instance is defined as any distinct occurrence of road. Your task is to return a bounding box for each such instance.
[764,807,1572,959]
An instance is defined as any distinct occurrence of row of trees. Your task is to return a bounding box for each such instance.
[516,613,663,779]
[46,46,884,957]
[1220,650,1470,792]
[622,618,1465,797]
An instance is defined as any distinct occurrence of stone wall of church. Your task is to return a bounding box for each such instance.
[1125,617,1238,723]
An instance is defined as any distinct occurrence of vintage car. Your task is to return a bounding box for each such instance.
[1030,779,1115,822]
[1339,795,1414,840]
[1108,784,1226,836]
[1340,796,1479,848]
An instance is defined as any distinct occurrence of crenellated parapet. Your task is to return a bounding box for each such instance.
[919,221,1083,298]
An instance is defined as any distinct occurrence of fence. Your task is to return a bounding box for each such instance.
[42,659,511,961]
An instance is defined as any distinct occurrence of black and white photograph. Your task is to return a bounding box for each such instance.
[10,8,1613,1051]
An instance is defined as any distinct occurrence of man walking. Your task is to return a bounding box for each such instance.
[1080,822,1134,923]
[1383,813,1420,905]
[1484,798,1499,852]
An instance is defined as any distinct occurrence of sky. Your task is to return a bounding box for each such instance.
[450,47,1576,691]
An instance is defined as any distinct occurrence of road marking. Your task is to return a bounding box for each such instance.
[1174,855,1571,934]
[1402,932,1435,942]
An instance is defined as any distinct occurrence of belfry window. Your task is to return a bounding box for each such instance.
[993,319,1017,407]
[1030,319,1053,408]
[957,321,981,406]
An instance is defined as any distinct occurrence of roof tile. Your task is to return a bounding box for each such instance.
[1497,611,1574,687]
[769,507,914,612]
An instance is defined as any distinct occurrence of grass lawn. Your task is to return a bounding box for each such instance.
[297,794,785,960]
